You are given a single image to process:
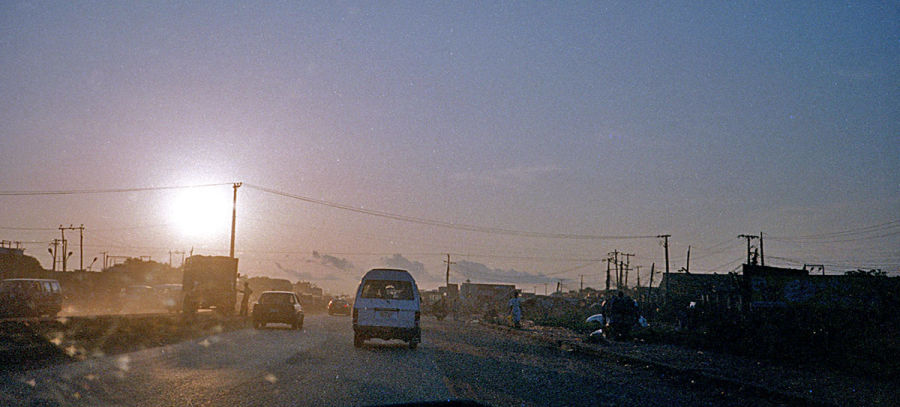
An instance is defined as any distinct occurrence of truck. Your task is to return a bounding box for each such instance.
[182,255,238,315]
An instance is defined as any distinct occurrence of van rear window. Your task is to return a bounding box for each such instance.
[360,280,413,300]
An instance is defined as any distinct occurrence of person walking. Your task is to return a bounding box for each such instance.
[508,291,523,328]
[239,282,252,317]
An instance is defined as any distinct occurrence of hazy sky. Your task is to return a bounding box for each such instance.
[1,1,897,294]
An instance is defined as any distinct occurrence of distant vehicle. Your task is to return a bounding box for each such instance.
[0,278,62,317]
[252,291,304,329]
[352,269,421,349]
[182,255,239,315]
[154,284,183,313]
[327,298,351,315]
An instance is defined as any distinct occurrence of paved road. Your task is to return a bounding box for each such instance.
[1,315,775,406]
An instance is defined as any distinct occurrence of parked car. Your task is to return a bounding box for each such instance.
[352,268,421,349]
[327,298,351,315]
[0,278,62,317]
[252,291,304,329]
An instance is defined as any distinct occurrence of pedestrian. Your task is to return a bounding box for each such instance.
[239,282,252,317]
[508,290,522,328]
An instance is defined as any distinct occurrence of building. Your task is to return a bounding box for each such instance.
[459,282,516,313]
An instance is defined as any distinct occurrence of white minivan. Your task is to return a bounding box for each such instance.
[353,268,421,349]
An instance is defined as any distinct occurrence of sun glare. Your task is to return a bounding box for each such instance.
[169,188,232,239]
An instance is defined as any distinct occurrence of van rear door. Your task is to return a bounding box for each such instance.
[356,279,417,328]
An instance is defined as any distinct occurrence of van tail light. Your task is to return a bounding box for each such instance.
[415,311,420,326]
[352,308,358,324]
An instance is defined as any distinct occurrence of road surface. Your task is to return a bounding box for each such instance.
[1,315,776,406]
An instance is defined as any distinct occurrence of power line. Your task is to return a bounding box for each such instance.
[768,231,900,244]
[0,183,233,196]
[767,220,900,241]
[244,183,657,240]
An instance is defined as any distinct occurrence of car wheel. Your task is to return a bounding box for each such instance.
[408,339,418,350]
[354,334,363,348]
[297,316,304,330]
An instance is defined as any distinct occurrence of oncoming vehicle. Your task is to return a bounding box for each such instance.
[327,298,351,315]
[252,291,304,330]
[353,269,421,349]
[0,278,62,317]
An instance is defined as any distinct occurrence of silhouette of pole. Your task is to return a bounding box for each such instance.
[738,234,758,265]
[230,183,242,259]
[605,257,611,292]
[658,235,670,303]
[759,231,765,266]
[444,254,455,288]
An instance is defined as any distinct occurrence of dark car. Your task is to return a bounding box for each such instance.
[327,298,351,315]
[252,291,304,329]
[0,278,62,317]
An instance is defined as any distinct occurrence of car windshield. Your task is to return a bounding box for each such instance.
[259,293,292,304]
[1,3,897,407]
[361,280,414,300]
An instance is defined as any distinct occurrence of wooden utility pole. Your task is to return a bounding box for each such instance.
[58,225,83,271]
[648,263,656,302]
[605,258,611,292]
[658,235,670,302]
[580,274,584,291]
[78,225,84,271]
[759,231,765,266]
[230,183,242,259]
[59,225,66,271]
[685,246,691,274]
[608,250,619,289]
[49,239,62,271]
[444,254,455,288]
[622,253,634,289]
[738,234,759,265]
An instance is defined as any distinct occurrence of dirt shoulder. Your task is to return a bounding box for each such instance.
[0,313,249,372]
[483,320,897,406]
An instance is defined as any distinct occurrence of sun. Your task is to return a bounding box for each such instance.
[169,188,232,239]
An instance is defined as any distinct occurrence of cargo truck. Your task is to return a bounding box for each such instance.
[182,255,238,315]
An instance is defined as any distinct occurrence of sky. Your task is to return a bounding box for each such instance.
[1,1,898,295]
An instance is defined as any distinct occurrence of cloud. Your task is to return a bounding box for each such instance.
[311,250,355,271]
[454,260,563,284]
[273,262,342,281]
[452,164,564,187]
[377,254,437,283]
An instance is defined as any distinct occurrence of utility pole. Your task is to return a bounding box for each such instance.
[101,251,108,270]
[57,225,84,271]
[230,182,242,259]
[635,265,641,289]
[78,225,84,271]
[59,225,66,271]
[580,274,584,292]
[49,240,61,271]
[605,257,611,292]
[738,234,759,265]
[685,245,691,274]
[658,235,670,303]
[444,254,456,288]
[648,263,656,302]
[608,250,619,289]
[622,253,634,289]
[759,231,765,266]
